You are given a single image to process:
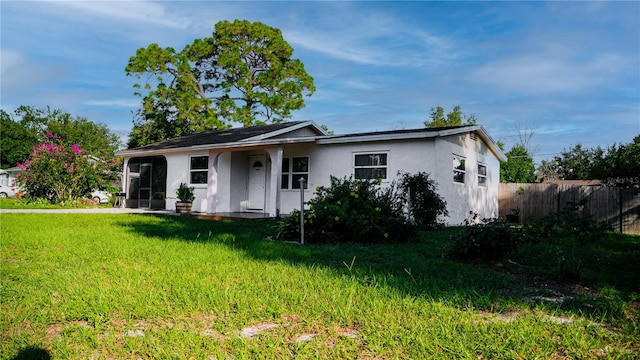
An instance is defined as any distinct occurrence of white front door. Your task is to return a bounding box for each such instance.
[247,155,266,211]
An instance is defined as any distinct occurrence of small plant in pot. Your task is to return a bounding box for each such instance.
[175,183,195,214]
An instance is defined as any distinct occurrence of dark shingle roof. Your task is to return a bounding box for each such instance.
[323,125,475,140]
[128,121,307,151]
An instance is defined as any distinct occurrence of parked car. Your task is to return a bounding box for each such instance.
[0,184,17,198]
[91,190,111,204]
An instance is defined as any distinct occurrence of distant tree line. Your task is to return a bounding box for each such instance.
[538,136,640,187]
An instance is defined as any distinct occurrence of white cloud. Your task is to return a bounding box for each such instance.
[47,0,191,29]
[470,51,629,95]
[0,49,23,74]
[85,99,139,108]
[282,4,457,68]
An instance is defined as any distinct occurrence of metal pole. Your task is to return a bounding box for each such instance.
[299,177,305,245]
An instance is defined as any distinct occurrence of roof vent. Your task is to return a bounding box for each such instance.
[470,133,479,141]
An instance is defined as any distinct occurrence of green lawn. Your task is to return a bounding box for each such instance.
[1,213,638,359]
[0,197,112,210]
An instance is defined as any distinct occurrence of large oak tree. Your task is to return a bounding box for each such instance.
[126,20,315,147]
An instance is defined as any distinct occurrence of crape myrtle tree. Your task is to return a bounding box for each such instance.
[0,106,121,167]
[126,19,316,147]
[16,133,115,203]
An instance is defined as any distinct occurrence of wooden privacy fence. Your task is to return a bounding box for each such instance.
[499,183,640,234]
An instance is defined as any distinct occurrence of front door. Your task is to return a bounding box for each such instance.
[247,155,266,211]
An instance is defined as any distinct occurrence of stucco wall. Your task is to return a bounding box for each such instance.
[279,139,439,216]
[164,151,209,213]
[432,134,500,225]
[280,135,499,225]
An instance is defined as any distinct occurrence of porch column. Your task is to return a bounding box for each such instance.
[207,150,223,214]
[266,145,283,217]
[121,157,129,208]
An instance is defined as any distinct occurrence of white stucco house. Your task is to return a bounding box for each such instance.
[116,121,506,225]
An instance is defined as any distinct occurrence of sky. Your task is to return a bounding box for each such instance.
[1,0,639,163]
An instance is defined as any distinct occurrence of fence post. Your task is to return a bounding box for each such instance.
[619,187,623,233]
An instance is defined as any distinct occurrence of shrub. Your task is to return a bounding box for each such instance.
[176,183,195,202]
[448,213,526,261]
[15,133,112,203]
[396,172,448,229]
[529,200,610,245]
[277,176,414,244]
[449,200,611,263]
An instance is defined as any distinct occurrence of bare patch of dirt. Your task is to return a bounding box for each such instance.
[240,322,279,338]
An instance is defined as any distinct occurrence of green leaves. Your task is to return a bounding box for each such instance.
[500,144,536,183]
[126,19,316,145]
[424,105,477,128]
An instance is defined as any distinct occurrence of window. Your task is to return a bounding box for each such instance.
[478,163,487,186]
[190,156,208,184]
[281,157,309,189]
[354,153,387,180]
[453,155,465,183]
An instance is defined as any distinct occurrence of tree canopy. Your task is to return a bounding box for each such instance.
[500,144,536,183]
[540,137,640,187]
[424,105,477,128]
[126,19,315,147]
[1,106,121,168]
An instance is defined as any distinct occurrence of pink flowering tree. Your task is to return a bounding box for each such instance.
[16,133,111,203]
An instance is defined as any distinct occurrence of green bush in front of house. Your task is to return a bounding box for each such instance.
[277,173,449,244]
[278,176,413,243]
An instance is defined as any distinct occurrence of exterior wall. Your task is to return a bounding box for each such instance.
[432,134,500,225]
[279,139,439,216]
[164,151,209,212]
[279,134,499,226]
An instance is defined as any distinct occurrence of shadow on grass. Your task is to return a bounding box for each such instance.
[11,346,52,360]
[120,214,639,320]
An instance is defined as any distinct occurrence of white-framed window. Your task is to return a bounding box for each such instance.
[281,157,309,189]
[354,153,388,180]
[478,163,487,186]
[190,155,208,184]
[453,155,465,183]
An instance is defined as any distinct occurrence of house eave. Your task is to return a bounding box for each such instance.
[242,120,327,141]
[116,137,319,157]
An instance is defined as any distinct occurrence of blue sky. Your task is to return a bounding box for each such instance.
[1,1,638,163]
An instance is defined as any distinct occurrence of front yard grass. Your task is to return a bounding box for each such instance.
[1,214,638,359]
[0,197,112,210]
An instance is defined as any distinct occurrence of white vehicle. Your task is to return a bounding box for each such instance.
[91,190,111,204]
[0,184,17,198]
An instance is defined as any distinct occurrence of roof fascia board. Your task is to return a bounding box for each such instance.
[317,126,476,144]
[318,131,438,144]
[243,121,327,142]
[474,125,507,162]
[116,137,318,157]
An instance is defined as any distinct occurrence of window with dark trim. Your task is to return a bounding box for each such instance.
[478,163,487,186]
[354,153,388,180]
[281,157,309,189]
[453,155,465,183]
[190,156,208,184]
